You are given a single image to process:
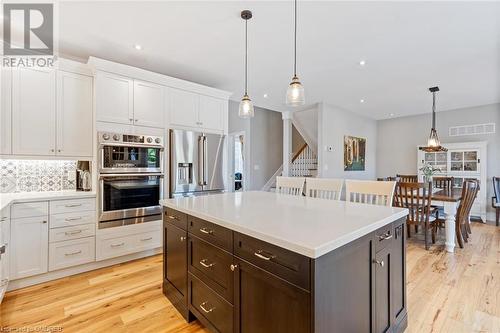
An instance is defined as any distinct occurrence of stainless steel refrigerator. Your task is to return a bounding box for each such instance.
[169,129,226,197]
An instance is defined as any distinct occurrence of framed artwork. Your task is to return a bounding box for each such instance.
[344,135,366,171]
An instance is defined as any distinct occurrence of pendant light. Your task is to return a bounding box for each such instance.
[420,86,447,152]
[286,0,305,106]
[238,10,254,118]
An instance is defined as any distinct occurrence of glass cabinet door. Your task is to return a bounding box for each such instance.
[449,150,479,173]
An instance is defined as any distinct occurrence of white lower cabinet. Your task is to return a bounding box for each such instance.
[96,221,162,261]
[10,215,49,279]
[49,237,95,271]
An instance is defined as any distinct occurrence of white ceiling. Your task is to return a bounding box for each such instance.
[57,1,500,119]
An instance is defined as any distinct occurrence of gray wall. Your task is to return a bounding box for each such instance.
[318,103,378,180]
[228,101,283,191]
[377,103,500,220]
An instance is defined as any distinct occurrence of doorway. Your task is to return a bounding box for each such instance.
[229,131,246,192]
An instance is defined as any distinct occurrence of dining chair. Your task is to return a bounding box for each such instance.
[276,176,306,196]
[455,180,480,248]
[493,177,500,226]
[305,178,343,200]
[393,182,436,250]
[433,176,454,191]
[345,180,396,207]
[396,174,418,183]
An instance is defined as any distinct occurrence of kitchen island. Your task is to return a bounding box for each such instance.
[160,191,409,333]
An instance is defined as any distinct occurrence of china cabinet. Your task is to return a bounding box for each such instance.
[417,141,487,221]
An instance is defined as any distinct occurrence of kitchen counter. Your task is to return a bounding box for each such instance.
[160,190,408,258]
[0,191,96,211]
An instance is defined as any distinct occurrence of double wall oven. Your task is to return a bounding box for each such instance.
[98,132,164,229]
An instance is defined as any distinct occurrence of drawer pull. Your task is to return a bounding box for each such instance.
[140,237,153,242]
[378,231,392,241]
[230,264,238,271]
[199,227,214,235]
[65,250,82,256]
[110,242,125,248]
[199,301,215,314]
[65,204,82,208]
[65,217,83,222]
[199,259,214,268]
[65,230,83,236]
[254,250,276,261]
[180,236,187,242]
[166,215,179,220]
[373,259,385,267]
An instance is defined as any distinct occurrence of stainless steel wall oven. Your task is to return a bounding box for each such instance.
[98,132,164,229]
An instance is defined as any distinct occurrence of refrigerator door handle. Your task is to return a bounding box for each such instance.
[203,136,208,186]
[198,136,204,186]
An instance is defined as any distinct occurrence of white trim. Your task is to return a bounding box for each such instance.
[87,57,232,100]
[261,165,283,191]
[7,248,162,291]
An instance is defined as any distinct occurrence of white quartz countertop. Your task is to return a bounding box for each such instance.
[0,191,96,211]
[160,191,408,258]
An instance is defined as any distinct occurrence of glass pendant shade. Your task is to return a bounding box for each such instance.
[420,86,447,152]
[427,129,441,149]
[286,76,305,106]
[238,94,254,118]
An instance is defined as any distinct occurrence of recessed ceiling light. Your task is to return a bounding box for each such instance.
[389,113,395,117]
[263,93,268,98]
[359,60,366,66]
[134,44,142,50]
[360,99,365,103]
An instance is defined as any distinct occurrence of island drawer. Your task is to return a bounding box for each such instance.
[164,208,188,230]
[234,232,310,291]
[188,235,234,303]
[374,223,394,252]
[189,216,232,252]
[189,273,233,333]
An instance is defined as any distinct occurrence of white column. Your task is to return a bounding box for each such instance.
[443,201,458,253]
[282,111,293,177]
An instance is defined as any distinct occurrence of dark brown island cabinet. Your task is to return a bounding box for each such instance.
[163,207,407,333]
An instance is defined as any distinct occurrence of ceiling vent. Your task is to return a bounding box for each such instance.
[449,123,496,137]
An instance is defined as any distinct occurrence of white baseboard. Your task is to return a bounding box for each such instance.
[7,248,163,291]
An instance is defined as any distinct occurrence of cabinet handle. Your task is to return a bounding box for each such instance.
[65,230,82,236]
[230,264,238,271]
[50,149,55,152]
[166,215,178,221]
[42,220,47,224]
[129,118,133,122]
[378,231,392,241]
[58,149,61,153]
[254,250,276,261]
[180,236,187,242]
[199,301,215,314]
[199,227,213,235]
[134,119,138,122]
[65,250,82,256]
[199,259,214,268]
[373,259,385,267]
[140,237,153,242]
[65,217,83,222]
[65,204,82,208]
[110,242,125,248]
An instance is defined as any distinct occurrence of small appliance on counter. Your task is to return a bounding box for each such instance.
[76,161,92,191]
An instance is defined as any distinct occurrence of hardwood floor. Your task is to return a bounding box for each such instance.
[1,222,499,333]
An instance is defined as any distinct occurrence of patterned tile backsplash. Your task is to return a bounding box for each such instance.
[0,160,77,193]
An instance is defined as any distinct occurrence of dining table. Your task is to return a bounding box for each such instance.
[430,187,463,253]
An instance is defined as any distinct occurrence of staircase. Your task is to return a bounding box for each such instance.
[262,143,317,191]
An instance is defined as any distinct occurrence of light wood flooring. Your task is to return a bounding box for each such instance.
[1,222,499,333]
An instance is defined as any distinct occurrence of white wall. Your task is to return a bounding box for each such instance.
[228,101,283,191]
[377,103,500,221]
[318,103,378,180]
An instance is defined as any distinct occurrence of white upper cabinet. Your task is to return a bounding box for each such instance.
[57,71,93,157]
[169,88,199,128]
[133,80,164,128]
[169,89,225,133]
[12,67,56,156]
[198,95,224,132]
[96,72,134,124]
[1,68,12,154]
